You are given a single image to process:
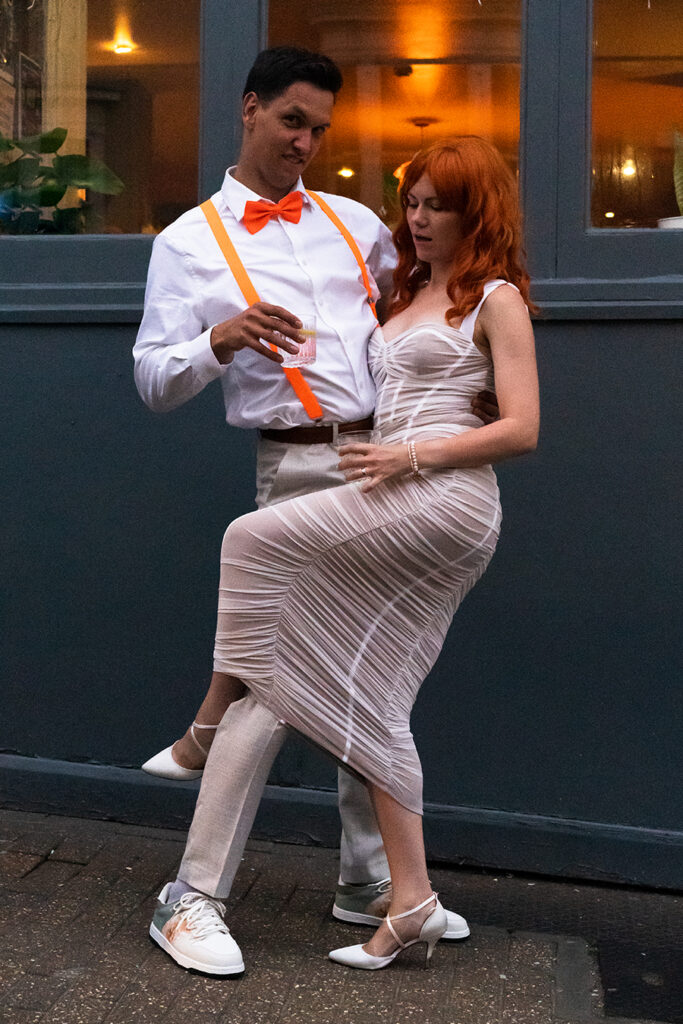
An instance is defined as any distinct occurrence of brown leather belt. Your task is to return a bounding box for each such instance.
[259,416,374,445]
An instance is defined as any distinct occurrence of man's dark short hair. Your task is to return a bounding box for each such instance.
[243,46,343,102]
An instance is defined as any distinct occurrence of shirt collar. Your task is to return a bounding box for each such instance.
[220,167,311,224]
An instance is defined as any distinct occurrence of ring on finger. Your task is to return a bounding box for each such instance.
[361,467,368,476]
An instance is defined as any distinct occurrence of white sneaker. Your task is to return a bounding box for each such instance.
[332,878,470,940]
[149,883,244,975]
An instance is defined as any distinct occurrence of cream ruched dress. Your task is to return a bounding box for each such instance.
[213,281,510,813]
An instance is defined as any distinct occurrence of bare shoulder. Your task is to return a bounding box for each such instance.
[476,283,534,355]
[480,283,530,325]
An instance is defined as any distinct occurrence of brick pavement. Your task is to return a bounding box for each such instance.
[0,808,676,1024]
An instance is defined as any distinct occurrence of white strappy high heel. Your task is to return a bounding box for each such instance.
[328,892,447,970]
[141,722,218,780]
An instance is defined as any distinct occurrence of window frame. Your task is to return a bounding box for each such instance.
[1,0,681,323]
[523,0,683,317]
[0,0,267,323]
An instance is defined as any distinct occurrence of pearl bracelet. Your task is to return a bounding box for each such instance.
[407,440,421,477]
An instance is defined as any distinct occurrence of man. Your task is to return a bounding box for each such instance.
[134,46,486,975]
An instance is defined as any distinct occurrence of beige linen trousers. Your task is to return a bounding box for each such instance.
[179,432,389,897]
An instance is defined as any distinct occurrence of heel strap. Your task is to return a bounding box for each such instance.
[188,722,219,757]
[385,892,437,949]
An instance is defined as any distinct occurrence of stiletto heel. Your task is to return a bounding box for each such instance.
[329,892,447,970]
[141,722,218,780]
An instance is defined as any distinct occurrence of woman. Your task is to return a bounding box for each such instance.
[160,136,539,969]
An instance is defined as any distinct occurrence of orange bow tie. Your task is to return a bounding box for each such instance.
[243,191,304,234]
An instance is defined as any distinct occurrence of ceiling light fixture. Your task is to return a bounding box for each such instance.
[108,14,137,56]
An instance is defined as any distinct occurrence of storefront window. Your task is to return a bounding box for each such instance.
[591,0,683,228]
[269,0,521,226]
[0,0,199,234]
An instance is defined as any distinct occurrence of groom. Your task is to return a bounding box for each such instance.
[135,46,490,974]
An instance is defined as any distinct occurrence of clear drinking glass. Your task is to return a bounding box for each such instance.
[280,315,317,368]
[333,428,380,449]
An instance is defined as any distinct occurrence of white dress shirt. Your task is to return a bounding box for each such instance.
[133,169,397,429]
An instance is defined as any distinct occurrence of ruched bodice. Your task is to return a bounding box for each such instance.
[370,321,495,442]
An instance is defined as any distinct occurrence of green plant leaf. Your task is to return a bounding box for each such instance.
[16,157,41,187]
[39,182,68,206]
[673,129,683,217]
[53,154,125,195]
[15,127,68,154]
[8,186,42,209]
[0,160,22,188]
[0,131,15,153]
[53,205,86,233]
[11,182,67,207]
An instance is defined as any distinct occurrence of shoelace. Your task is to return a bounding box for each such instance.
[173,893,230,940]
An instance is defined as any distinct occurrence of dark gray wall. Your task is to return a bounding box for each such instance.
[2,317,682,887]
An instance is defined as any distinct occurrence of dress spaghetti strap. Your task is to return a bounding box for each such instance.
[459,280,520,342]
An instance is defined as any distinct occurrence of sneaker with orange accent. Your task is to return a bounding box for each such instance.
[149,884,244,975]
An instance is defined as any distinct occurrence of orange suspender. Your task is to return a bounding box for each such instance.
[200,194,379,421]
[200,198,323,421]
[306,190,378,320]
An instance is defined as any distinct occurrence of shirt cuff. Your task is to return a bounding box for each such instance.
[182,326,230,385]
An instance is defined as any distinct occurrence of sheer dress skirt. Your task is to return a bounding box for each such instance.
[213,461,500,815]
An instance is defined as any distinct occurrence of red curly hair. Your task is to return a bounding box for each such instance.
[390,136,537,322]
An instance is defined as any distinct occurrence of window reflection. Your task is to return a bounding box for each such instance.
[591,0,683,229]
[269,0,521,225]
[0,0,199,234]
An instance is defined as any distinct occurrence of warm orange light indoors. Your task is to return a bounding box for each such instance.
[393,161,411,183]
[605,211,615,218]
[621,158,636,178]
[337,167,355,178]
[397,63,445,114]
[396,3,449,60]
[106,13,137,55]
[268,0,523,205]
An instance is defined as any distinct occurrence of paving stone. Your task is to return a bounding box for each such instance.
[449,926,508,1023]
[0,850,43,883]
[104,957,189,1023]
[225,952,303,1023]
[501,968,555,1023]
[164,972,237,1018]
[4,830,63,860]
[277,953,350,1024]
[17,859,82,893]
[391,951,458,1024]
[48,990,119,1024]
[509,933,556,972]
[2,971,73,1011]
[0,1009,44,1023]
[554,935,603,1021]
[48,835,104,864]
[0,963,25,1000]
[338,961,402,1023]
[46,958,149,1023]
[271,887,331,944]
